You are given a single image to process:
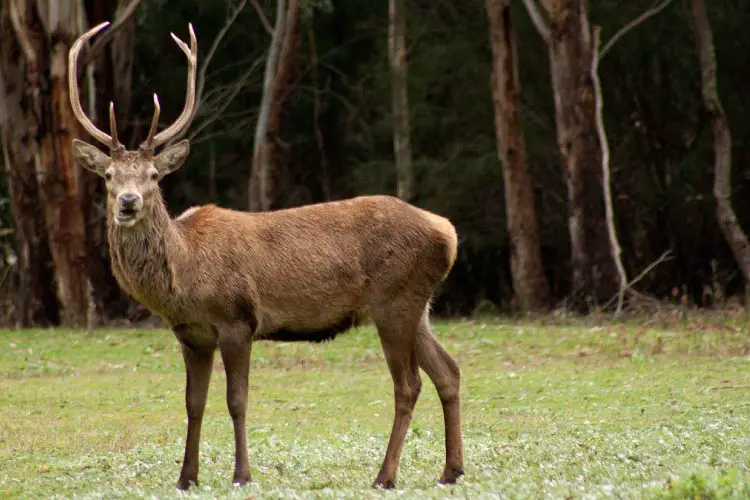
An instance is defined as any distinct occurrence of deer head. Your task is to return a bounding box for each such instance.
[69,22,198,228]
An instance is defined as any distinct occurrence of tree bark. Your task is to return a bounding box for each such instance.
[388,0,413,201]
[0,14,60,326]
[3,0,93,327]
[486,0,550,313]
[2,139,60,327]
[524,0,620,311]
[38,1,92,327]
[264,0,301,208]
[249,0,291,212]
[689,0,750,302]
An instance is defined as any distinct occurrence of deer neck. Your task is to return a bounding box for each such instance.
[107,194,185,314]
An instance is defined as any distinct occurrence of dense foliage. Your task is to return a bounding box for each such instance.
[2,0,748,317]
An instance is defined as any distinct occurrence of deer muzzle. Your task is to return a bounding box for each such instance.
[115,191,144,227]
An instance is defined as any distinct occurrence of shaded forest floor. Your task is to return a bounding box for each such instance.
[2,316,750,499]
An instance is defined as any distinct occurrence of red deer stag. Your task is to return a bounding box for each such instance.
[69,22,463,490]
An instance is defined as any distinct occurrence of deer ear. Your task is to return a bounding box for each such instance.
[72,139,110,176]
[155,140,190,178]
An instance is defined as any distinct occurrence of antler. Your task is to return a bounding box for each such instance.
[69,22,122,149]
[141,24,198,150]
[109,102,120,147]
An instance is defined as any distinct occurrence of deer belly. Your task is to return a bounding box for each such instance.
[256,304,367,343]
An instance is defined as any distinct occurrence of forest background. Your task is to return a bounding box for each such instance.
[0,0,747,328]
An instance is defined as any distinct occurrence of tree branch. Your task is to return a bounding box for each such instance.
[250,0,274,36]
[80,0,144,71]
[591,26,628,314]
[626,251,673,292]
[188,55,264,142]
[521,0,551,44]
[197,0,248,104]
[602,251,673,311]
[599,0,674,61]
[168,0,249,146]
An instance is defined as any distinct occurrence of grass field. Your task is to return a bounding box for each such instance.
[2,315,750,499]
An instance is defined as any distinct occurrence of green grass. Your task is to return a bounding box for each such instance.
[2,316,750,499]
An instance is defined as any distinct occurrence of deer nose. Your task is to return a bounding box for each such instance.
[118,193,141,208]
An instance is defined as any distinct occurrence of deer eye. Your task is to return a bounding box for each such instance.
[104,171,113,181]
[149,171,159,181]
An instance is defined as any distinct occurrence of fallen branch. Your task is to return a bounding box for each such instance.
[630,251,673,290]
[603,250,673,311]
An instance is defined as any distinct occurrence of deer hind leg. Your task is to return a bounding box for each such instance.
[415,310,464,484]
[218,323,253,485]
[177,343,215,490]
[371,306,423,489]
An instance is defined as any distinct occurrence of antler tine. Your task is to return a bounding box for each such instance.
[141,94,161,151]
[147,23,198,149]
[69,22,114,148]
[109,102,122,149]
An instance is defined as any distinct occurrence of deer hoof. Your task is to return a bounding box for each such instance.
[438,466,465,485]
[372,475,396,489]
[232,472,252,486]
[176,476,198,490]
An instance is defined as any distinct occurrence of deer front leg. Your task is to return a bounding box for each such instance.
[218,324,253,485]
[177,343,215,490]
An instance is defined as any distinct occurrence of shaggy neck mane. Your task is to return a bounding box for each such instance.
[107,191,185,313]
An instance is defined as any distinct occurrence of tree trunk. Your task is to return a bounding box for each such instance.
[83,0,137,321]
[2,141,60,327]
[249,0,289,212]
[388,0,413,201]
[525,0,620,311]
[0,18,60,326]
[38,27,92,327]
[307,22,330,201]
[264,0,301,209]
[689,0,750,301]
[486,0,550,313]
[3,0,93,327]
